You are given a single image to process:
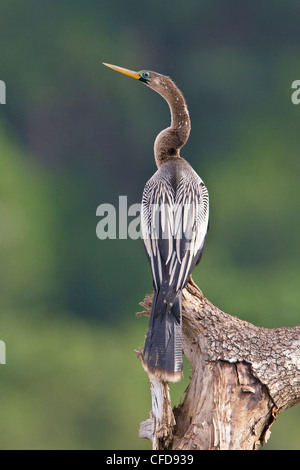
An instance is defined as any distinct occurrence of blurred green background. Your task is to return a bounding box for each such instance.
[0,0,299,450]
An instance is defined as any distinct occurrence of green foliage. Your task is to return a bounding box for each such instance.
[0,308,152,449]
[0,126,58,308]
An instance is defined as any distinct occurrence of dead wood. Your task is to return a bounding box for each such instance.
[137,277,300,450]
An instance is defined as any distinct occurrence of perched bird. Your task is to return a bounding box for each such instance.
[103,63,209,382]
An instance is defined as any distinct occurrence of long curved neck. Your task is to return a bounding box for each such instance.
[154,78,191,168]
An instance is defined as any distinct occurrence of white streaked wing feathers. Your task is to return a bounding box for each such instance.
[141,174,209,291]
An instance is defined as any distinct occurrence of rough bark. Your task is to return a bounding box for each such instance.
[137,277,300,450]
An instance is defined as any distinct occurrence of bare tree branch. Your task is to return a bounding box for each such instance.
[137,277,300,450]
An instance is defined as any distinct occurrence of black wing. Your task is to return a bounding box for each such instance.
[141,173,209,292]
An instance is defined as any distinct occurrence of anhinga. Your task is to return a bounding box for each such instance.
[103,63,209,382]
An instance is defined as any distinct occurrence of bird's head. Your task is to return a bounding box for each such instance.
[103,63,172,94]
[103,62,190,164]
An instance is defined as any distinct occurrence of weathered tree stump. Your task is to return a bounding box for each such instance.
[137,277,300,450]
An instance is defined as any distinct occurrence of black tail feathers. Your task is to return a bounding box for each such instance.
[142,288,183,382]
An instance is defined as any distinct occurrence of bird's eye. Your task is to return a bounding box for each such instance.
[142,72,150,79]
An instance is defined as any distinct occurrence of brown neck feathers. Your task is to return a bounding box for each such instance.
[153,77,191,168]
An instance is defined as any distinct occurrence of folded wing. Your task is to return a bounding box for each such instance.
[141,173,209,291]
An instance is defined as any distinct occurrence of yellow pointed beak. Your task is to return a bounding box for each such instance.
[103,63,140,80]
